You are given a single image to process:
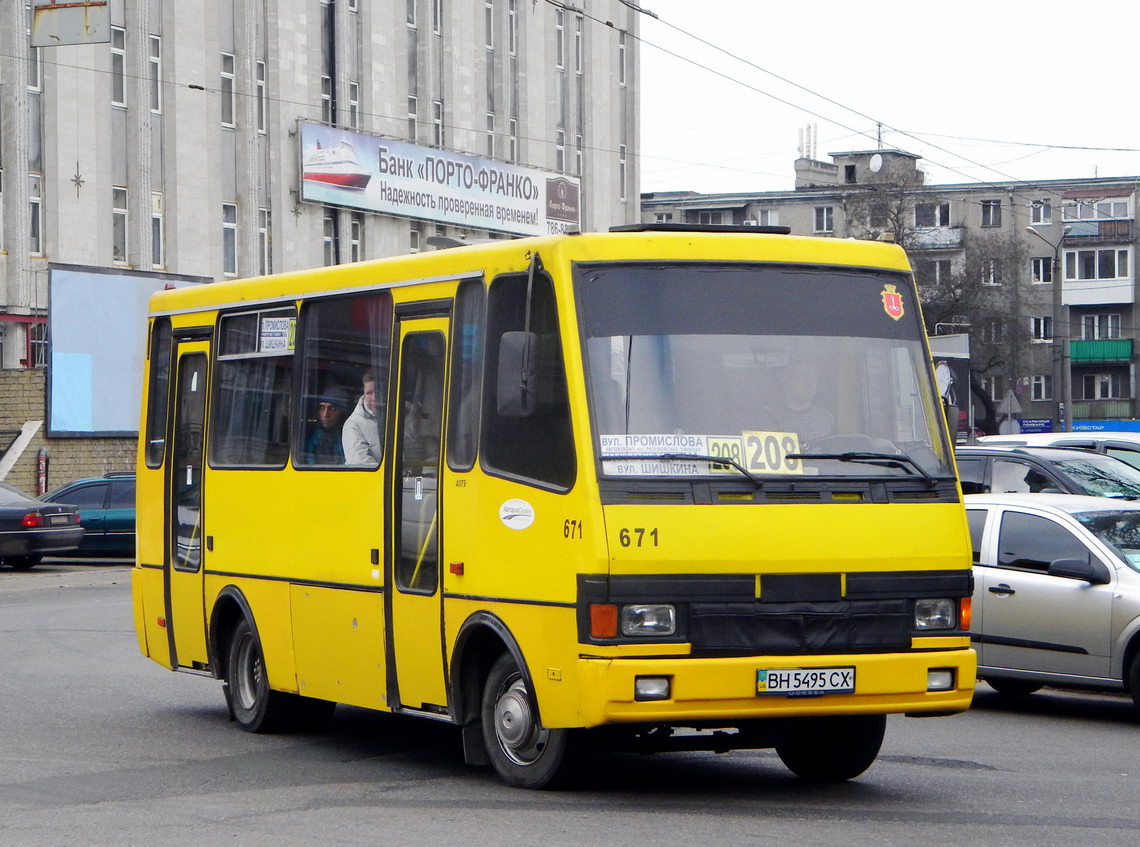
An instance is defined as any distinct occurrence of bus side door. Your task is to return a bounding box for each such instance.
[387,317,449,712]
[166,341,210,669]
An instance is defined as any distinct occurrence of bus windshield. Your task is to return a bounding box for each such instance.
[577,262,954,481]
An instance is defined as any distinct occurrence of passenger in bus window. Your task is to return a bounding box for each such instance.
[770,359,835,447]
[303,387,347,465]
[343,370,382,465]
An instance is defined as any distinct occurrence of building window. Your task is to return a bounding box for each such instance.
[323,213,337,266]
[1032,375,1053,401]
[555,8,565,69]
[321,75,333,124]
[1063,199,1130,221]
[113,187,128,264]
[223,203,238,276]
[1065,248,1130,281]
[432,0,442,34]
[981,258,1002,286]
[618,31,627,86]
[1030,257,1052,284]
[221,53,235,127]
[148,35,162,113]
[350,213,363,263]
[1082,314,1121,340]
[574,14,583,73]
[1081,373,1124,400]
[980,199,1001,227]
[30,322,48,368]
[982,374,1003,402]
[575,133,583,177]
[508,0,517,53]
[151,191,164,269]
[258,208,271,275]
[433,100,444,146]
[486,113,495,158]
[814,206,834,233]
[348,81,360,128]
[698,211,723,225]
[915,202,950,227]
[1030,316,1053,342]
[410,222,421,253]
[555,129,565,173]
[619,144,627,202]
[844,164,856,185]
[982,318,1004,344]
[407,95,418,139]
[918,258,951,286]
[509,118,518,162]
[756,209,778,227]
[29,175,43,255]
[654,212,673,223]
[256,60,267,133]
[407,0,416,26]
[1031,200,1052,225]
[485,0,494,47]
[111,26,125,107]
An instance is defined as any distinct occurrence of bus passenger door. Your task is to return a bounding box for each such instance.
[166,342,210,669]
[388,318,448,711]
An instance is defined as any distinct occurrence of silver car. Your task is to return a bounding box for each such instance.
[966,493,1140,711]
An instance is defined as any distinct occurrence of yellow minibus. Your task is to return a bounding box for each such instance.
[133,224,975,788]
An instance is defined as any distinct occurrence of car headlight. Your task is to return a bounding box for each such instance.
[914,598,956,630]
[621,604,676,637]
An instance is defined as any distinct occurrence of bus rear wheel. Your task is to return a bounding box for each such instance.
[775,714,886,782]
[481,652,571,789]
[225,617,335,733]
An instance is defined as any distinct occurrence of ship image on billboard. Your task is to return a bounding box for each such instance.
[299,122,580,237]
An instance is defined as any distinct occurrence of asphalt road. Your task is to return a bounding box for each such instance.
[2,561,1139,846]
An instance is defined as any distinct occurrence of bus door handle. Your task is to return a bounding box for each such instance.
[988,584,1015,596]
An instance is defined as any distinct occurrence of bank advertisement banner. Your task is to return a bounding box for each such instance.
[299,122,581,237]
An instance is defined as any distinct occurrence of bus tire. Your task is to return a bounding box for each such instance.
[225,616,323,734]
[480,652,572,789]
[775,714,886,782]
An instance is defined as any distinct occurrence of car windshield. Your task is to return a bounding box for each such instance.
[1075,510,1140,573]
[576,262,954,481]
[1051,455,1140,499]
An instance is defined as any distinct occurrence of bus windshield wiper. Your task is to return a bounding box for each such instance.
[602,452,763,489]
[786,451,937,487]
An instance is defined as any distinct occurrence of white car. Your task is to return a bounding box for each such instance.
[978,432,1140,471]
[966,492,1140,710]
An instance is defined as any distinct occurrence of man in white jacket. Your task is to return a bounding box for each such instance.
[342,370,382,465]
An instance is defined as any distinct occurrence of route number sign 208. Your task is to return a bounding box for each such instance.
[707,431,803,475]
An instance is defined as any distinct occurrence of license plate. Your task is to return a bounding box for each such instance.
[757,667,855,697]
[49,514,70,526]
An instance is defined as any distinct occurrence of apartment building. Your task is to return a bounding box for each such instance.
[642,149,1140,433]
[0,0,640,488]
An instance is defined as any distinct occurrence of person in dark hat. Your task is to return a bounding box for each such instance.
[303,386,348,464]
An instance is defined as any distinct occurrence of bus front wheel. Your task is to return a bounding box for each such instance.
[480,652,572,789]
[775,714,886,782]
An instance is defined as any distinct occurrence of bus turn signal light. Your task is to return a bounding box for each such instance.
[960,597,972,631]
[590,604,618,638]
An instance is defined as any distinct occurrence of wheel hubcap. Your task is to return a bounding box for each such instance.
[494,676,548,766]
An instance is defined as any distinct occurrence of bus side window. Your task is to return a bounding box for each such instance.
[482,271,575,489]
[447,279,486,472]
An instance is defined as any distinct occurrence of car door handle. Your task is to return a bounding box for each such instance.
[988,584,1015,595]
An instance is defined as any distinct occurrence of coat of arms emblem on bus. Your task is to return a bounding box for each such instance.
[881,283,904,321]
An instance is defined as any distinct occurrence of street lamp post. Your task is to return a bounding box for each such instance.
[1027,224,1073,432]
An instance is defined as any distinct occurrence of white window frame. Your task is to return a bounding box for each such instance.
[111,26,126,108]
[981,258,1002,286]
[151,191,164,269]
[148,35,162,114]
[1065,247,1130,282]
[982,374,1002,402]
[1082,313,1121,340]
[113,185,128,265]
[407,0,416,27]
[321,75,333,124]
[555,129,565,173]
[756,209,778,227]
[258,207,271,275]
[29,175,43,256]
[1030,316,1053,342]
[432,99,444,147]
[256,60,267,134]
[221,53,236,127]
[618,31,627,86]
[223,203,238,276]
[408,95,418,140]
[982,318,1004,344]
[349,80,360,129]
[1030,257,1052,284]
[1082,372,1124,400]
[323,213,336,266]
[432,0,442,34]
[914,202,950,228]
[350,213,363,263]
[30,322,48,368]
[1031,199,1052,225]
[1063,199,1131,221]
[980,199,1001,227]
[619,144,627,202]
[1031,374,1053,401]
[485,0,494,48]
[555,9,565,69]
[814,206,834,234]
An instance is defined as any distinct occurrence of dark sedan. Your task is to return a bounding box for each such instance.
[0,481,84,569]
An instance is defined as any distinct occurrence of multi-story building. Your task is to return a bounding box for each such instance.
[642,149,1140,434]
[0,0,640,490]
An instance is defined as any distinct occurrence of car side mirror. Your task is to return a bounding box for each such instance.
[1048,557,1111,585]
[496,330,537,417]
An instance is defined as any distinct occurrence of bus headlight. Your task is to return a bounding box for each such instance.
[914,598,956,630]
[621,604,677,637]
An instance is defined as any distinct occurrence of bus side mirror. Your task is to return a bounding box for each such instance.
[497,331,537,417]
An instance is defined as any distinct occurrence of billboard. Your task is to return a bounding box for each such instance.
[47,266,206,437]
[298,122,580,237]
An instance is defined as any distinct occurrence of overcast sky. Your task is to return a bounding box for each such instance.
[637,0,1140,195]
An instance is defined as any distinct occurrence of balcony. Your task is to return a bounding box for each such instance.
[1063,219,1134,244]
[1072,398,1134,420]
[1070,338,1134,363]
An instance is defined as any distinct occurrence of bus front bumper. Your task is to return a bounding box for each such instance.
[573,648,976,726]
